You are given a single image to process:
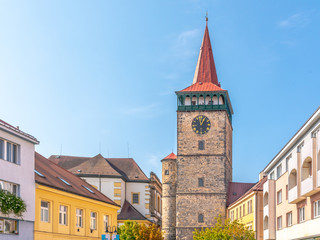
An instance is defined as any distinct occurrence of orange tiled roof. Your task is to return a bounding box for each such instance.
[163,152,177,160]
[179,82,225,92]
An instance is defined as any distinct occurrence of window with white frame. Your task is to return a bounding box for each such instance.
[59,205,68,225]
[231,211,234,221]
[90,212,97,230]
[40,201,49,222]
[0,218,18,234]
[248,200,252,214]
[299,207,305,223]
[287,212,292,227]
[277,164,282,179]
[132,193,139,204]
[104,215,109,231]
[314,200,320,218]
[76,209,83,228]
[0,139,19,164]
[277,216,282,230]
[0,180,19,196]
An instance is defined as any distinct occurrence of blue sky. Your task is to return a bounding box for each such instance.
[1,1,319,183]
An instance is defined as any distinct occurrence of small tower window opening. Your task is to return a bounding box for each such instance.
[192,96,197,105]
[165,170,169,175]
[219,95,225,105]
[212,95,218,105]
[198,140,205,150]
[198,178,204,187]
[205,95,211,105]
[198,214,204,223]
[185,96,191,106]
[199,95,205,105]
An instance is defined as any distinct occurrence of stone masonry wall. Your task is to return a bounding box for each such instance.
[162,159,177,240]
[176,110,232,240]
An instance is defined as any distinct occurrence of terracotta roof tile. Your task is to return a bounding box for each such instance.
[163,152,177,160]
[118,200,151,222]
[35,152,119,207]
[227,182,256,206]
[50,155,149,182]
[178,82,225,92]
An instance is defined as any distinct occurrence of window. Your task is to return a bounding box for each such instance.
[104,215,109,231]
[6,142,18,164]
[243,204,245,216]
[198,178,204,187]
[165,170,169,175]
[287,212,292,227]
[0,218,18,234]
[277,190,282,205]
[299,207,305,223]
[314,200,320,218]
[236,208,238,219]
[82,185,95,194]
[247,224,253,230]
[76,209,83,228]
[198,214,204,223]
[192,101,196,106]
[231,211,234,221]
[0,180,19,196]
[132,193,139,204]
[277,216,282,230]
[41,201,49,222]
[90,212,97,230]
[277,164,282,179]
[58,177,71,186]
[59,205,68,225]
[0,139,4,159]
[270,171,275,180]
[247,200,252,214]
[286,157,290,172]
[240,206,242,218]
[198,141,205,150]
[286,185,288,200]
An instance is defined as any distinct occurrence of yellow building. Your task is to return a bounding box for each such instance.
[227,177,266,240]
[34,152,120,240]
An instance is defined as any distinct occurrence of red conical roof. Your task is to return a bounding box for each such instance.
[178,21,223,93]
[193,22,219,86]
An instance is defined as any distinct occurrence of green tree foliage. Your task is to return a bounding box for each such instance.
[0,190,26,217]
[118,221,163,240]
[193,215,255,240]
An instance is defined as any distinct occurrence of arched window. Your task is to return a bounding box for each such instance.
[289,169,297,190]
[198,214,204,223]
[157,196,160,212]
[178,96,184,106]
[185,96,191,106]
[264,216,269,230]
[205,95,211,105]
[301,157,312,181]
[219,95,225,105]
[263,192,269,207]
[192,96,197,106]
[198,95,204,105]
[212,95,218,105]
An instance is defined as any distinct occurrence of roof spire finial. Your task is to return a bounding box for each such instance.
[205,11,208,24]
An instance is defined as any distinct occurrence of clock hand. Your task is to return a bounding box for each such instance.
[200,118,205,125]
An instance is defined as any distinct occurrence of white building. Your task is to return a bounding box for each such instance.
[50,154,162,225]
[261,107,320,240]
[0,120,39,240]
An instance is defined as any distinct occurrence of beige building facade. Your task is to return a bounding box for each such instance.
[261,107,320,240]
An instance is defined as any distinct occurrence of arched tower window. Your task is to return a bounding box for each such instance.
[219,95,225,105]
[289,169,297,190]
[192,96,197,106]
[301,157,312,181]
[199,95,204,105]
[205,95,211,105]
[264,216,269,230]
[212,95,218,105]
[263,192,269,207]
[185,96,191,106]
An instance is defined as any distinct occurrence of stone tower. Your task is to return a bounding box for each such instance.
[161,153,177,240]
[174,20,233,240]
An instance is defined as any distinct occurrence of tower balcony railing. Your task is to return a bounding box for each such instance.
[178,104,227,112]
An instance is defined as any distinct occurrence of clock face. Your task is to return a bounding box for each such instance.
[192,115,211,135]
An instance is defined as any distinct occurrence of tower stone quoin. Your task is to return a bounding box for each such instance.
[162,19,234,240]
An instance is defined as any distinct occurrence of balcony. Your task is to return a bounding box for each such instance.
[288,186,298,203]
[264,229,269,240]
[301,176,313,196]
